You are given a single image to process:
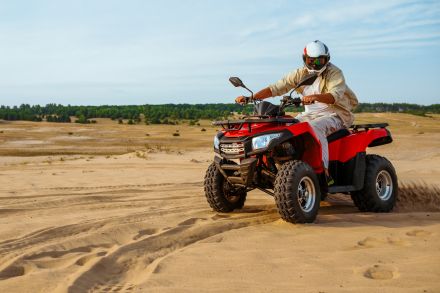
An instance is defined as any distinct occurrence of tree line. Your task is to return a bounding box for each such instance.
[353,103,440,117]
[0,103,439,123]
[0,103,247,124]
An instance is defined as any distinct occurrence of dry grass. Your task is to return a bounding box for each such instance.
[0,119,216,156]
[354,113,440,135]
[135,150,148,159]
[1,115,439,172]
[144,143,172,153]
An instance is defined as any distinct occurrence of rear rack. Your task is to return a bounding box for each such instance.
[213,117,299,131]
[350,123,388,131]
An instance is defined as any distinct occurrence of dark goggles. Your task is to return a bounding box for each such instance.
[304,56,327,70]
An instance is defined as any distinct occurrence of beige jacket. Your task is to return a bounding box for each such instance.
[269,63,358,127]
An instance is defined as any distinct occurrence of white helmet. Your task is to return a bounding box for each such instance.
[302,40,330,73]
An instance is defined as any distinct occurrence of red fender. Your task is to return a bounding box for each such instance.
[329,128,390,162]
[287,122,324,173]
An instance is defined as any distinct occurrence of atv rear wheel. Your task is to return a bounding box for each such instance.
[204,162,247,212]
[351,154,397,212]
[274,160,321,223]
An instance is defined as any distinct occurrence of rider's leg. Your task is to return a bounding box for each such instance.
[308,115,344,173]
[296,114,343,176]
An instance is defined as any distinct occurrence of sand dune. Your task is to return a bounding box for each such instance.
[0,114,439,292]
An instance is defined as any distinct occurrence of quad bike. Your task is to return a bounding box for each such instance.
[203,73,398,223]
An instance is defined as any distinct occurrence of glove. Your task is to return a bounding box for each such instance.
[302,95,317,105]
[235,96,247,105]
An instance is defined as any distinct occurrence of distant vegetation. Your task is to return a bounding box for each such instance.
[353,103,440,117]
[0,103,438,123]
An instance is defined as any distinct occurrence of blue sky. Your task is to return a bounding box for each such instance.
[0,0,439,106]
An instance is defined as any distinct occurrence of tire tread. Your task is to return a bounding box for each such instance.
[351,154,397,212]
[204,163,246,212]
[274,160,320,223]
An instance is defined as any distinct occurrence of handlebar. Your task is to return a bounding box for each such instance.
[281,96,302,107]
[236,96,312,109]
[235,96,254,105]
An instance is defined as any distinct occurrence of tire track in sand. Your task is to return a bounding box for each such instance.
[0,182,204,254]
[0,204,199,256]
[67,209,279,292]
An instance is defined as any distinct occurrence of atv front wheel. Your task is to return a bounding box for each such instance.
[274,160,321,223]
[204,162,247,212]
[351,154,397,212]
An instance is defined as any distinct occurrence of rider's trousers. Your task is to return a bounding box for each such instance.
[295,112,344,169]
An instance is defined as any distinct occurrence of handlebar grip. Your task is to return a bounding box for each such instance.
[281,95,290,103]
[235,96,252,105]
[244,96,253,104]
[292,97,302,106]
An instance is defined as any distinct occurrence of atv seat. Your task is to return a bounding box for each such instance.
[327,128,350,143]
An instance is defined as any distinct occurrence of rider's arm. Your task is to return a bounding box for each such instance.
[254,87,273,100]
[324,68,348,106]
[303,68,346,105]
[235,68,302,104]
[268,68,303,97]
[235,87,273,104]
[302,93,335,105]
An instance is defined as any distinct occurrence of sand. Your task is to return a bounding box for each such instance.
[0,113,439,292]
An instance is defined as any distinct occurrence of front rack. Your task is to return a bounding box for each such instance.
[213,117,299,131]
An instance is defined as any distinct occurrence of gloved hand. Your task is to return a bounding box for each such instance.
[302,93,335,105]
[302,95,317,105]
[235,96,247,105]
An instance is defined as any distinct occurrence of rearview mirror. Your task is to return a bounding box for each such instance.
[229,77,245,88]
[295,73,318,89]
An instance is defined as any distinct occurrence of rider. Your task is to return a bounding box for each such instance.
[235,40,358,182]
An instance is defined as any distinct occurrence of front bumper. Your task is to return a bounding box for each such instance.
[214,156,257,187]
[215,129,294,160]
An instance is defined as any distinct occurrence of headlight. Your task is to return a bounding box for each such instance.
[214,135,220,149]
[252,133,281,150]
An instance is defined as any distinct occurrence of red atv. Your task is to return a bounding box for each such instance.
[204,74,398,223]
